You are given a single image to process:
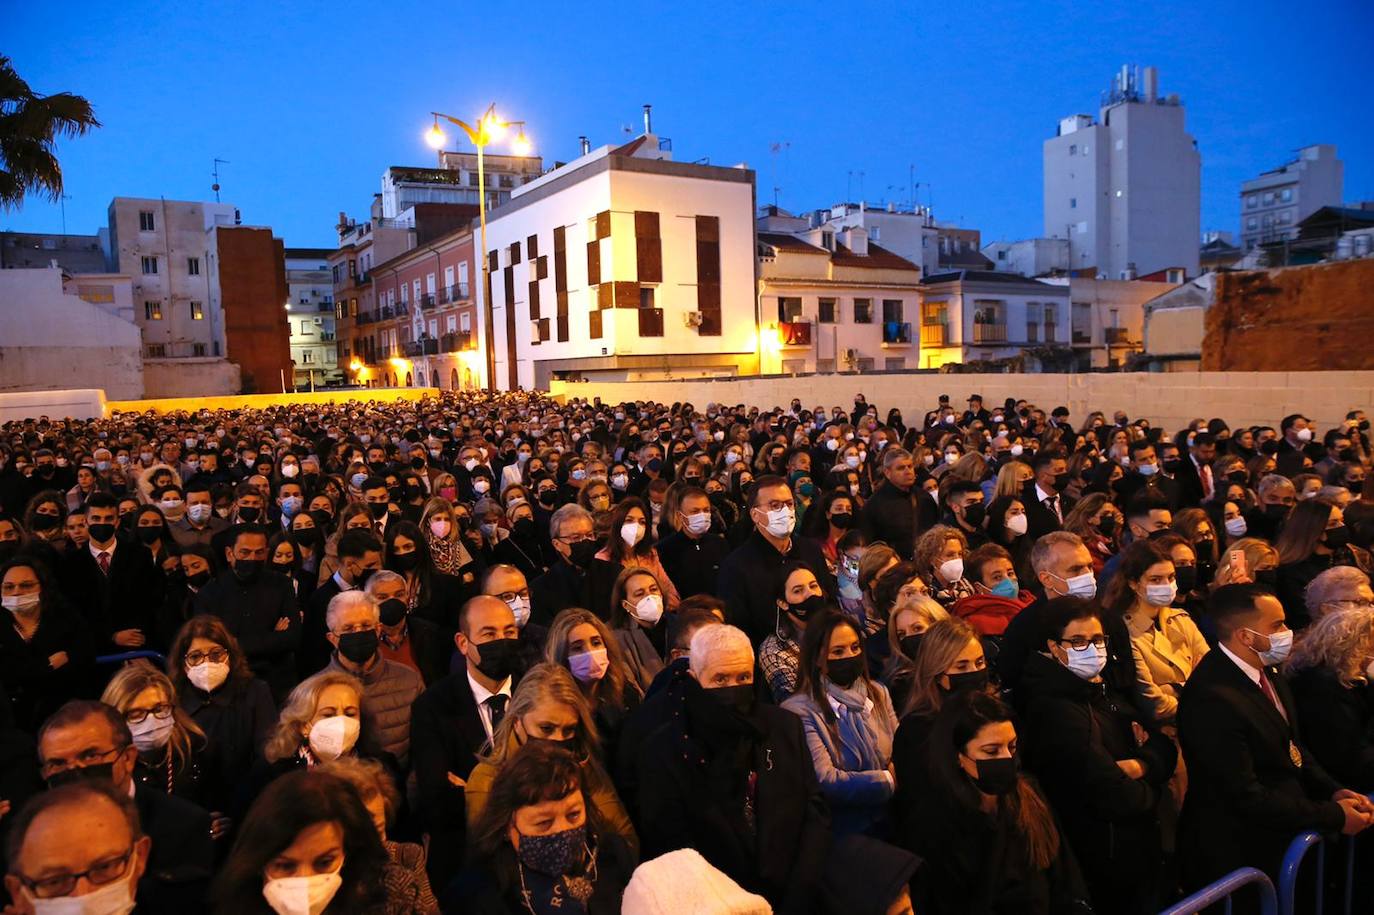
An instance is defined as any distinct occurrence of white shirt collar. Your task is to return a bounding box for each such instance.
[467,668,512,706]
[1219,642,1262,686]
[1035,483,1055,504]
[89,539,117,562]
[332,570,354,592]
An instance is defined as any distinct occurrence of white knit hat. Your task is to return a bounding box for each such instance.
[621,849,773,915]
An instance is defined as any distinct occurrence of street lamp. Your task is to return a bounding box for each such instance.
[424,104,532,392]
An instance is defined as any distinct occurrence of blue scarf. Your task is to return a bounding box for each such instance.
[824,680,884,772]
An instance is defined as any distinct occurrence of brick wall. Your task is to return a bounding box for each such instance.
[218,228,293,393]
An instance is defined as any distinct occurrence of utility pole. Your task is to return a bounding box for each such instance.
[212,159,230,202]
[59,193,71,235]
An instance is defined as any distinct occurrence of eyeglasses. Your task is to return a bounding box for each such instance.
[497,589,531,603]
[15,847,135,899]
[557,532,596,544]
[184,647,229,667]
[39,746,120,778]
[125,703,174,724]
[1056,635,1109,651]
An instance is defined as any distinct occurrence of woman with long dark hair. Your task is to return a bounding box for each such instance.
[1276,498,1359,629]
[0,555,95,732]
[590,496,680,614]
[382,520,467,636]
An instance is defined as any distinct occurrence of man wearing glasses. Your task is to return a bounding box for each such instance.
[481,563,548,670]
[4,781,150,913]
[35,700,213,911]
[530,504,604,626]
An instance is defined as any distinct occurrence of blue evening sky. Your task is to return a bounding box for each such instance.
[5,0,1370,249]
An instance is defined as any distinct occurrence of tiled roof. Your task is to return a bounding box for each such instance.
[831,241,919,271]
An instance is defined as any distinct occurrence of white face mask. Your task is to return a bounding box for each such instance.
[1295,428,1313,443]
[629,593,664,625]
[620,521,645,547]
[1246,627,1294,666]
[938,557,965,583]
[1053,570,1098,599]
[758,506,794,538]
[1144,581,1177,608]
[187,660,230,693]
[507,595,531,629]
[262,870,343,915]
[683,511,712,536]
[186,503,212,524]
[611,474,628,490]
[2,592,40,615]
[1225,516,1248,537]
[472,480,490,494]
[1005,513,1029,536]
[129,714,175,752]
[1063,643,1108,681]
[26,867,137,915]
[280,463,299,478]
[463,458,479,472]
[307,715,360,761]
[844,455,860,469]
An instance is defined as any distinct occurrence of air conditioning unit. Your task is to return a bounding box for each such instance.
[683,311,704,328]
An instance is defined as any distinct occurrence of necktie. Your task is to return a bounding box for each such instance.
[1258,672,1287,721]
[1047,495,1062,523]
[487,694,508,733]
[1201,464,1214,501]
[98,551,111,576]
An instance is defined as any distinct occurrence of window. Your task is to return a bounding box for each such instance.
[412,280,421,302]
[884,357,905,371]
[141,256,158,274]
[192,343,207,357]
[186,256,200,276]
[694,215,722,336]
[1070,197,1077,209]
[139,211,155,231]
[146,344,166,358]
[778,297,802,321]
[882,299,903,323]
[635,211,662,284]
[460,312,471,333]
[301,350,315,364]
[818,298,837,323]
[1069,144,1077,155]
[1262,191,1274,206]
[190,301,204,320]
[426,273,436,295]
[144,301,162,320]
[1246,195,1258,209]
[853,298,873,324]
[870,226,881,242]
[1247,217,1258,230]
[1280,188,1293,202]
[640,287,655,310]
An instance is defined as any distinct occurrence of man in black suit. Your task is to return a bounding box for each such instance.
[859,448,935,561]
[1114,440,1183,513]
[300,530,383,678]
[193,524,301,702]
[1175,431,1218,507]
[1021,449,1073,542]
[530,504,600,625]
[657,487,730,598]
[60,493,162,653]
[410,595,522,891]
[1177,584,1374,897]
[37,701,214,911]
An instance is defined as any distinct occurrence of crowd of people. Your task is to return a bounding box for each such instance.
[0,388,1370,914]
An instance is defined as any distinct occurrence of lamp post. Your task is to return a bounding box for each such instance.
[426,105,531,392]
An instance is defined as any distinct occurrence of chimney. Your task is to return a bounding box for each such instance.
[642,104,652,135]
[1143,66,1158,102]
[579,136,590,156]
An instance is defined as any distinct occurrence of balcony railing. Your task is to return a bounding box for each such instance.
[317,302,333,313]
[971,322,1008,344]
[444,283,470,303]
[882,321,912,344]
[440,331,474,352]
[1072,329,1092,344]
[356,312,376,325]
[402,338,440,357]
[780,320,812,346]
[1104,327,1129,344]
[419,294,436,311]
[920,322,948,346]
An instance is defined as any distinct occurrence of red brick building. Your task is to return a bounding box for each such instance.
[210,226,292,393]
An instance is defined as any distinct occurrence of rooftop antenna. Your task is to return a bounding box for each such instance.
[212,158,230,202]
[769,141,789,210]
[59,193,72,235]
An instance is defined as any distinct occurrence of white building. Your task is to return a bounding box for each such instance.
[0,266,144,399]
[481,131,758,390]
[982,238,1071,277]
[285,248,340,388]
[1239,144,1343,250]
[814,202,938,277]
[1043,65,1201,280]
[917,271,1071,369]
[105,197,240,360]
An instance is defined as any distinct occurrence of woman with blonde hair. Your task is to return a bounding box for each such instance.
[1213,536,1280,588]
[915,524,974,608]
[102,661,211,806]
[257,669,393,788]
[544,608,642,765]
[992,459,1033,502]
[462,662,637,852]
[1286,608,1374,790]
[419,495,475,578]
[608,566,669,692]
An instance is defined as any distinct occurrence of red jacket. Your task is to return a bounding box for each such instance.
[952,591,1035,637]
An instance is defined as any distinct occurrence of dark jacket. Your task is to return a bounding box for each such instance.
[995,596,1139,711]
[193,569,301,702]
[1177,647,1344,892]
[657,530,729,599]
[1288,665,1374,792]
[529,558,619,625]
[300,575,346,679]
[635,678,831,915]
[1115,471,1184,514]
[136,783,215,911]
[716,530,834,646]
[59,537,163,650]
[0,600,97,733]
[447,832,634,915]
[860,481,935,560]
[1021,482,1075,544]
[1275,553,1338,631]
[1021,652,1175,914]
[178,674,276,801]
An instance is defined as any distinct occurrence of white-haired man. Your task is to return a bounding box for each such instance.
[633,624,831,914]
[323,589,424,767]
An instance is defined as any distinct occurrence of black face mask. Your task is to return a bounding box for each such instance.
[46,762,115,790]
[1098,515,1118,537]
[1227,470,1248,485]
[1361,420,1371,432]
[472,637,520,681]
[186,570,211,589]
[968,755,1019,796]
[1325,526,1351,550]
[309,509,333,530]
[272,561,294,574]
[826,655,864,689]
[1147,528,1170,541]
[1264,503,1290,519]
[337,629,378,664]
[405,485,424,500]
[1162,459,1183,474]
[388,552,420,573]
[368,502,389,520]
[31,513,61,532]
[963,503,987,527]
[136,526,163,544]
[944,668,989,695]
[1052,472,1071,492]
[512,517,536,539]
[784,593,827,623]
[379,598,408,627]
[369,461,389,474]
[237,505,261,523]
[646,458,663,473]
[233,558,263,583]
[410,457,425,470]
[538,490,559,507]
[87,522,116,543]
[829,512,853,530]
[899,633,924,661]
[1348,480,1365,496]
[1194,539,1216,563]
[1254,567,1279,588]
[706,683,755,717]
[1175,564,1198,593]
[568,540,599,569]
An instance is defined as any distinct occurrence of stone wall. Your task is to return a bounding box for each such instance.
[549,371,1374,436]
[106,386,440,417]
[141,360,244,399]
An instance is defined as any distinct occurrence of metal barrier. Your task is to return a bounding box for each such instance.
[1160,868,1277,915]
[95,650,168,668]
[1277,831,1325,915]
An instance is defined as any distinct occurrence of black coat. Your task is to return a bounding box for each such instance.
[1114,472,1183,514]
[859,481,936,560]
[657,530,729,599]
[1021,482,1074,544]
[178,675,276,802]
[635,682,831,915]
[529,558,618,626]
[59,537,163,651]
[300,576,344,680]
[716,530,834,646]
[135,783,215,911]
[1177,648,1344,892]
[1020,652,1175,914]
[994,596,1139,711]
[412,569,478,638]
[193,569,301,702]
[0,601,97,732]
[1275,554,1339,631]
[1288,666,1374,792]
[448,832,634,915]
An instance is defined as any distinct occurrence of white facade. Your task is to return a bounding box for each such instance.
[1043,66,1200,280]
[918,271,1071,369]
[106,197,239,359]
[481,135,758,390]
[0,267,144,399]
[982,237,1071,277]
[1239,144,1343,250]
[820,203,939,277]
[285,249,340,388]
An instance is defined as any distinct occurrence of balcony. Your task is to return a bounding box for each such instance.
[402,338,440,358]
[440,331,474,352]
[1104,327,1129,345]
[356,311,376,325]
[317,302,333,313]
[1072,329,1092,344]
[971,322,1007,344]
[881,321,912,345]
[419,294,436,311]
[444,283,470,303]
[920,322,948,346]
[779,320,812,346]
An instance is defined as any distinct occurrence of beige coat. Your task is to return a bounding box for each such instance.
[1124,605,1210,723]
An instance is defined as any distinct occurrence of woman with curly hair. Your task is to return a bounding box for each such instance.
[1286,608,1374,791]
